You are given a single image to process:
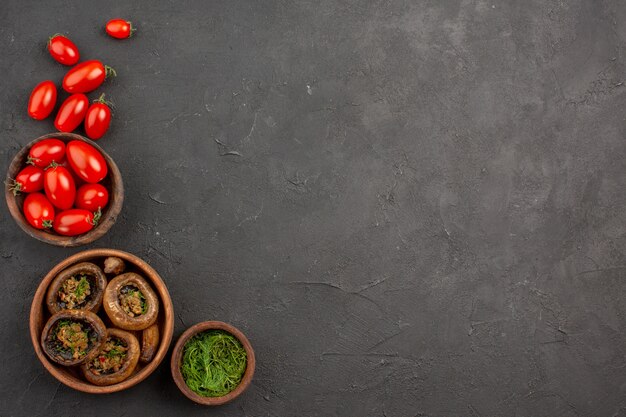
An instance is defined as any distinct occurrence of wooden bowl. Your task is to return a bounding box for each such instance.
[170,321,255,405]
[5,132,123,247]
[30,249,174,394]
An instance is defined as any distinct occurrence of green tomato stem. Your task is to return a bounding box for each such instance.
[48,33,65,46]
[105,65,117,78]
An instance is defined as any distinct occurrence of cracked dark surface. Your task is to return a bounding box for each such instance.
[1,0,626,416]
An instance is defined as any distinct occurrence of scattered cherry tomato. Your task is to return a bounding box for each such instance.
[55,94,88,132]
[62,60,116,93]
[53,209,96,236]
[23,193,55,229]
[28,138,66,167]
[75,183,109,211]
[105,19,134,39]
[47,34,80,66]
[66,140,108,183]
[9,165,44,195]
[27,81,57,120]
[84,94,112,140]
[44,165,76,210]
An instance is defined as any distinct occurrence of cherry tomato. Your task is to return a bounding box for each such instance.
[23,193,55,229]
[75,183,109,211]
[84,94,112,140]
[8,165,44,195]
[53,209,96,236]
[105,19,134,39]
[66,140,108,183]
[27,81,57,120]
[47,34,80,66]
[55,94,88,132]
[62,60,116,93]
[57,158,85,187]
[44,165,76,210]
[28,139,66,168]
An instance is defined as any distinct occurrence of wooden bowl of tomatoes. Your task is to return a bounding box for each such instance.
[5,132,123,247]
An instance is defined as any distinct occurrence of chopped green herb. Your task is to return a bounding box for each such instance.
[180,330,247,397]
[129,290,148,314]
[105,348,124,358]
[52,320,90,358]
[56,320,72,329]
[74,275,90,298]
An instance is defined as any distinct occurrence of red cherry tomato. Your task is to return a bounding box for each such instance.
[53,209,96,236]
[23,193,55,229]
[62,60,116,93]
[44,165,76,210]
[66,140,108,183]
[55,94,88,132]
[75,183,109,211]
[28,81,57,120]
[56,158,85,187]
[28,139,66,168]
[105,19,134,39]
[8,165,44,195]
[84,94,112,140]
[47,34,80,66]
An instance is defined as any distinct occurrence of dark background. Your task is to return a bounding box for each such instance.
[1,1,625,416]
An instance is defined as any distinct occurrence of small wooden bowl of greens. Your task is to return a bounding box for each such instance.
[171,321,255,405]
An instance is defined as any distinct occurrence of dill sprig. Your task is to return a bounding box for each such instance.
[180,330,247,397]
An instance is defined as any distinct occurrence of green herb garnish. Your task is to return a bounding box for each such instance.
[54,321,72,352]
[74,275,90,298]
[130,290,148,314]
[180,330,247,397]
[104,339,126,358]
[105,348,124,358]
[56,320,72,329]
[53,320,90,358]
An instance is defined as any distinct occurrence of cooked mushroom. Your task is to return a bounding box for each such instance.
[140,323,160,363]
[103,272,159,331]
[46,262,107,314]
[41,310,107,366]
[103,257,125,275]
[81,328,140,386]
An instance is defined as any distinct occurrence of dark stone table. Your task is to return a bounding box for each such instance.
[1,1,625,416]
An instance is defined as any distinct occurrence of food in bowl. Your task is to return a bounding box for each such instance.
[81,328,140,386]
[31,249,173,393]
[41,309,107,366]
[46,262,107,314]
[180,330,248,397]
[103,272,159,330]
[8,138,111,237]
[103,256,125,275]
[140,323,160,363]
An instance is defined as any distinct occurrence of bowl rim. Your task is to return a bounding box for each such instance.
[170,321,256,405]
[29,248,174,394]
[5,132,124,247]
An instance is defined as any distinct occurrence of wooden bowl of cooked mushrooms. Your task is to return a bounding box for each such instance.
[29,249,174,393]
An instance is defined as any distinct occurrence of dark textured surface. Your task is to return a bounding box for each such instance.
[1,1,625,416]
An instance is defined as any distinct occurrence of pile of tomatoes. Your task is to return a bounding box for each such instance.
[11,138,110,236]
[27,19,134,140]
